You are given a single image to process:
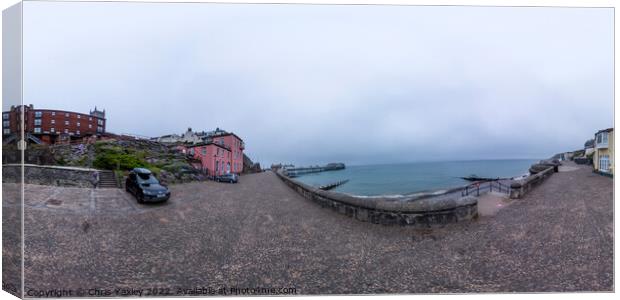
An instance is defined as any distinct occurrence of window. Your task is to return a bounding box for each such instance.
[89,124,92,129]
[77,115,81,119]
[97,126,103,132]
[65,112,69,117]
[77,122,81,127]
[97,119,104,125]
[34,111,42,117]
[3,129,10,134]
[34,127,41,133]
[599,155,610,172]
[51,112,56,116]
[50,119,55,124]
[50,128,55,133]
[597,132,609,144]
[3,121,9,127]
[202,147,207,155]
[64,129,69,133]
[76,130,80,135]
[2,113,9,120]
[89,117,92,121]
[34,119,42,126]
[65,120,69,125]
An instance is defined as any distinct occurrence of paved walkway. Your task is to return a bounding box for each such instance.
[5,161,613,294]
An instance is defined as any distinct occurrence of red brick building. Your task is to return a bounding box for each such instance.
[2,104,106,144]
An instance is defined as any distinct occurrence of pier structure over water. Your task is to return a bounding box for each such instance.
[284,162,345,177]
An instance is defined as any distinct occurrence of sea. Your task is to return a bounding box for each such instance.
[293,159,538,196]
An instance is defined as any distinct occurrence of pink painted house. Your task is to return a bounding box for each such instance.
[188,143,232,176]
[180,132,245,177]
[209,133,245,174]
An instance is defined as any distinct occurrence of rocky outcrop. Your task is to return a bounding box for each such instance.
[14,139,209,185]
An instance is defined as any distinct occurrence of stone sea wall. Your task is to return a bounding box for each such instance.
[2,164,98,188]
[510,165,555,199]
[275,171,478,227]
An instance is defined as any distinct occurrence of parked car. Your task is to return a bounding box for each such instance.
[216,173,239,183]
[125,168,170,203]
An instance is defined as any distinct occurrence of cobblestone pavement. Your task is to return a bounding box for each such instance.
[6,161,613,294]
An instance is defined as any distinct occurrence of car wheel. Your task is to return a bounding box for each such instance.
[137,193,145,204]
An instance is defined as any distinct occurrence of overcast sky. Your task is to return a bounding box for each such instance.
[18,2,613,166]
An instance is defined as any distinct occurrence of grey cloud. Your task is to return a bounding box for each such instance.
[21,2,613,166]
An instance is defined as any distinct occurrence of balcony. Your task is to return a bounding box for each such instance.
[595,132,609,149]
[595,141,609,149]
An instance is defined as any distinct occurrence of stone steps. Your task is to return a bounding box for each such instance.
[98,171,119,188]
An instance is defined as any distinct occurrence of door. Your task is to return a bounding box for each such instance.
[600,155,610,172]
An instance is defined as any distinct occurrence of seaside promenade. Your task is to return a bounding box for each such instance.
[5,161,613,294]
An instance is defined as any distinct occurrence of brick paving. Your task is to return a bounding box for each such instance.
[3,161,613,294]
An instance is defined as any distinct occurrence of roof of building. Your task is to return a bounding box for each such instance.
[185,141,231,151]
[4,106,107,119]
[158,134,180,139]
[596,128,614,134]
[208,132,244,142]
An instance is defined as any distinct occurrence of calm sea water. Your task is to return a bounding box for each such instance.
[294,159,538,196]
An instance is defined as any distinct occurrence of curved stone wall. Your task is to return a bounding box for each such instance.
[509,166,555,199]
[275,171,478,226]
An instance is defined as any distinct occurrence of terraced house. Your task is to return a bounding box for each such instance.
[593,128,614,175]
[178,132,245,176]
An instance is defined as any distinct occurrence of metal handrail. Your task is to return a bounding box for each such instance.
[461,180,511,197]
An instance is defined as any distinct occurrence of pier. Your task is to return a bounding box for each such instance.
[284,162,345,177]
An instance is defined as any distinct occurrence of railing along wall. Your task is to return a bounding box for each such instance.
[461,180,511,197]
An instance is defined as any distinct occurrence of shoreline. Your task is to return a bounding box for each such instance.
[293,159,536,197]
